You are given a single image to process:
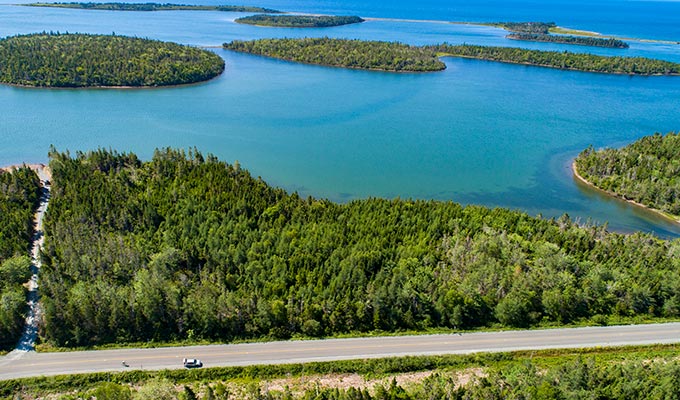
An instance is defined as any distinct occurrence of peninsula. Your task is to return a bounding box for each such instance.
[223,38,680,75]
[0,33,225,87]
[574,132,680,223]
[22,2,281,13]
[430,44,673,75]
[235,14,364,28]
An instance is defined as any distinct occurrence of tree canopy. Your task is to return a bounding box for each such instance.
[39,148,680,347]
[223,38,677,75]
[23,3,281,13]
[431,44,678,75]
[508,33,629,48]
[0,166,41,350]
[575,132,680,217]
[235,14,364,28]
[0,33,225,87]
[224,38,445,72]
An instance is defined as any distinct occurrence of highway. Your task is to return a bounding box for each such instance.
[1,322,679,381]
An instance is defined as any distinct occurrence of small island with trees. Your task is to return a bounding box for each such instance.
[0,33,225,87]
[224,37,445,72]
[574,132,680,222]
[223,38,679,75]
[22,2,281,13]
[235,14,364,28]
[489,22,629,49]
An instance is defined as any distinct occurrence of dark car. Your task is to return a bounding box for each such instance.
[183,358,203,368]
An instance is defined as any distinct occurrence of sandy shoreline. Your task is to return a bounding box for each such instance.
[571,161,680,225]
[1,163,52,182]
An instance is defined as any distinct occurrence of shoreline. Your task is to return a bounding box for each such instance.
[571,161,680,225]
[449,21,680,46]
[0,69,224,90]
[1,163,52,182]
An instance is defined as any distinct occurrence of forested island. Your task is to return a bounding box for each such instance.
[0,33,225,87]
[507,33,629,48]
[23,2,281,13]
[0,166,41,350]
[224,38,445,72]
[431,44,677,74]
[489,22,629,49]
[223,38,678,75]
[38,148,680,348]
[235,14,364,28]
[492,21,557,34]
[574,132,680,220]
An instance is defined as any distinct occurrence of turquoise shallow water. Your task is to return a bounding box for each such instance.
[0,2,679,237]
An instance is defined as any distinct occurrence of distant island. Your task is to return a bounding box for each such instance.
[224,38,679,75]
[224,38,446,72]
[22,2,281,13]
[493,21,557,34]
[574,132,680,222]
[507,33,629,49]
[235,14,364,28]
[487,22,629,49]
[0,33,225,87]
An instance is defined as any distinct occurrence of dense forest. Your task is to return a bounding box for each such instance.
[0,167,41,350]
[23,2,281,13]
[223,38,678,75]
[236,14,364,28]
[575,132,680,217]
[39,148,680,348]
[224,38,445,72]
[431,44,679,75]
[0,33,225,87]
[492,22,557,34]
[508,33,629,48]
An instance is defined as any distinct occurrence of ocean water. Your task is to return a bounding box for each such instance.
[0,1,679,237]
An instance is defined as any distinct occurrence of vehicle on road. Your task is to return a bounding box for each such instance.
[183,358,203,368]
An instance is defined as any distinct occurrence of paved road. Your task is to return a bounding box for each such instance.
[1,323,679,380]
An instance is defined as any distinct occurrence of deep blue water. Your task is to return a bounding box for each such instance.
[1,1,679,237]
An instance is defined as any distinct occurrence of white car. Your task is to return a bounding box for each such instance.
[183,358,203,368]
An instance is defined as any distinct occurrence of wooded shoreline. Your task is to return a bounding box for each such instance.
[572,161,680,225]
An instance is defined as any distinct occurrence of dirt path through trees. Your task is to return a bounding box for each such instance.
[7,164,51,357]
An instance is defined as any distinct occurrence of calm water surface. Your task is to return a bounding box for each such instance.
[1,1,679,237]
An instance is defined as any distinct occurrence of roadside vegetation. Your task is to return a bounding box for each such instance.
[235,14,364,28]
[224,38,445,71]
[2,345,680,399]
[0,33,225,87]
[0,167,41,350]
[575,132,680,219]
[22,2,281,13]
[223,38,676,74]
[37,148,680,349]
